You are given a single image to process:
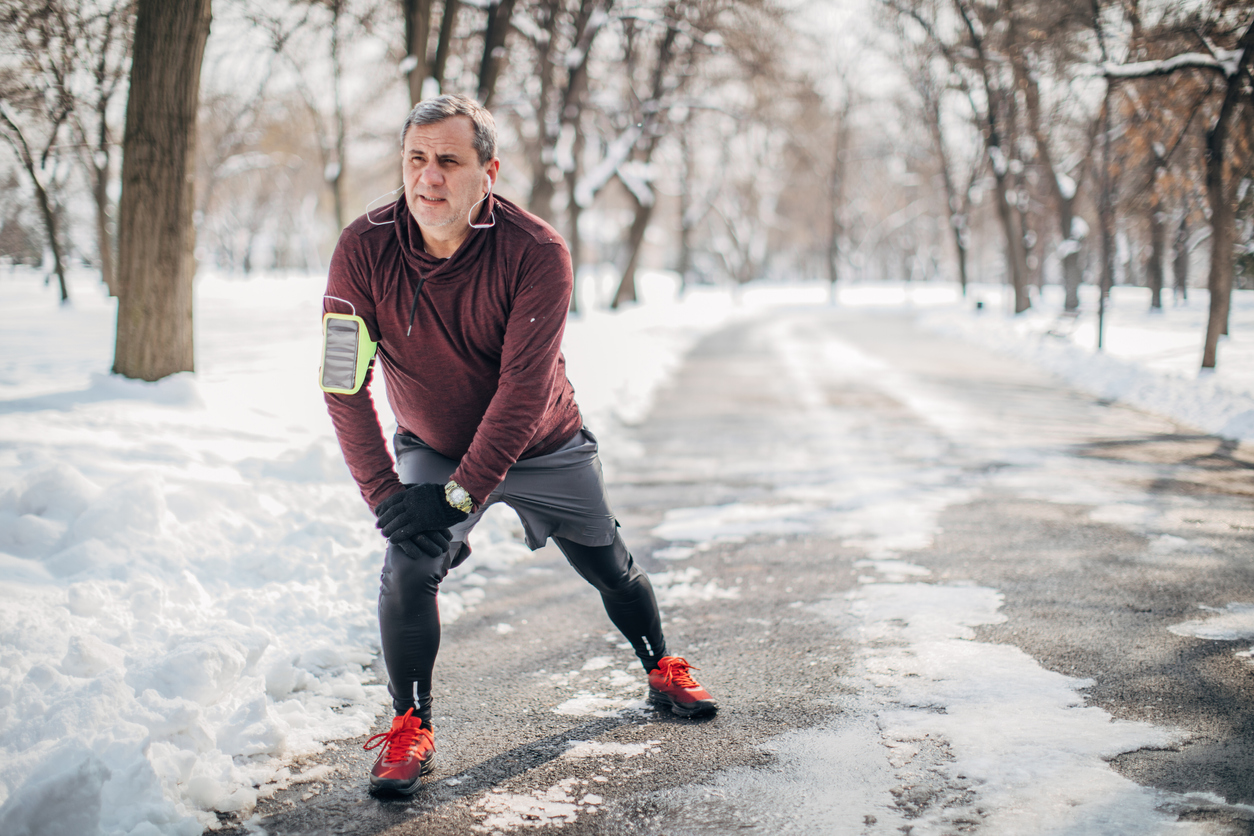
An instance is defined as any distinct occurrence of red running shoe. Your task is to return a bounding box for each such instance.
[648,656,718,717]
[364,708,435,793]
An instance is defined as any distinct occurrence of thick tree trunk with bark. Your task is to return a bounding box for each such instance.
[433,0,459,91]
[1199,21,1254,367]
[992,163,1031,313]
[1202,123,1234,368]
[113,0,211,381]
[477,0,518,107]
[403,0,433,105]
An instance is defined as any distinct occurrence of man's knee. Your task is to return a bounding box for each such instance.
[555,535,641,595]
[379,542,451,602]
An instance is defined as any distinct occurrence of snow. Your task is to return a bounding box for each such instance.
[1101,50,1238,79]
[0,267,733,835]
[5,268,1254,833]
[1055,171,1077,200]
[922,283,1254,443]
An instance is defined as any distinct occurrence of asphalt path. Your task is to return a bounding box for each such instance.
[225,306,1254,835]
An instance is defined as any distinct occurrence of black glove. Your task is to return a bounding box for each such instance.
[394,528,453,560]
[374,483,469,543]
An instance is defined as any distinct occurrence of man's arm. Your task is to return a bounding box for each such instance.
[448,242,575,505]
[323,229,405,510]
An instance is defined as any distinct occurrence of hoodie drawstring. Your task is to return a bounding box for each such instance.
[406,275,428,337]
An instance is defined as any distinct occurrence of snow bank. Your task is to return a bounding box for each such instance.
[0,268,735,835]
[922,283,1254,443]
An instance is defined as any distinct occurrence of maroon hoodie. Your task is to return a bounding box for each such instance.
[323,193,583,510]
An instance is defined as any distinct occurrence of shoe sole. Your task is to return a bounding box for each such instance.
[649,688,718,718]
[368,752,437,795]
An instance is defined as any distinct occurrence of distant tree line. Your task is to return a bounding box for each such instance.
[882,0,1254,369]
[1,0,1251,377]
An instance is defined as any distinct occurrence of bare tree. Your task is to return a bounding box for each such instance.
[0,1,82,302]
[112,0,211,381]
[885,0,1032,312]
[477,0,519,107]
[400,0,459,102]
[1100,9,1254,368]
[68,0,134,297]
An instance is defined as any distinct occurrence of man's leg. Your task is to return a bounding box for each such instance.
[502,428,717,717]
[377,540,453,726]
[381,432,486,725]
[552,532,667,672]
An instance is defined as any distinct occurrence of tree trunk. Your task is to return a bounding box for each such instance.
[526,4,557,224]
[403,0,433,105]
[113,0,211,381]
[1061,197,1082,311]
[612,198,652,309]
[477,0,518,108]
[992,165,1030,313]
[826,112,849,303]
[954,0,1025,311]
[566,124,585,314]
[1148,187,1164,310]
[433,0,459,92]
[330,9,347,231]
[1202,125,1234,369]
[33,177,69,303]
[1173,211,1188,302]
[1199,29,1254,366]
[92,156,116,296]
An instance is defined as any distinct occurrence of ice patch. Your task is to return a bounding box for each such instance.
[847,582,1188,833]
[1149,534,1210,555]
[552,695,647,717]
[854,559,931,583]
[471,778,590,832]
[1169,603,1254,641]
[651,502,814,543]
[651,545,694,561]
[562,740,659,759]
[649,567,740,607]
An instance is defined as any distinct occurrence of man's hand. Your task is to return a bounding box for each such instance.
[394,528,453,560]
[374,482,470,544]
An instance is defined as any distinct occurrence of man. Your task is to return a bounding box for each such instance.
[322,94,717,795]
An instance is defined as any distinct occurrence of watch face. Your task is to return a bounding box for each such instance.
[451,487,468,503]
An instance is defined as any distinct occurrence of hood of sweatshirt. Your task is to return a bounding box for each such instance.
[391,191,498,282]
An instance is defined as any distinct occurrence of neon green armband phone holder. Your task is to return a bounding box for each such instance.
[319,311,378,394]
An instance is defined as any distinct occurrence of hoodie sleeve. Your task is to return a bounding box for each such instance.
[447,241,575,505]
[322,228,406,511]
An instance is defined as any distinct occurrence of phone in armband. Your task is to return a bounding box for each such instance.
[319,297,378,394]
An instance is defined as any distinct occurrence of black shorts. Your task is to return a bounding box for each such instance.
[392,427,619,568]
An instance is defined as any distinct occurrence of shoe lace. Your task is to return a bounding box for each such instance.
[364,709,430,765]
[660,657,700,688]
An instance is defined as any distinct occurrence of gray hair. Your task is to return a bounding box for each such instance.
[400,94,497,164]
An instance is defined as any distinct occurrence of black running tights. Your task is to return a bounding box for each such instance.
[377,531,667,725]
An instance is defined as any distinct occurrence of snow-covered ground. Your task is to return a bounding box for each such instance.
[923,282,1254,442]
[1,268,1252,835]
[0,267,738,836]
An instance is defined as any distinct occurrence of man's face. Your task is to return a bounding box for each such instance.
[401,116,497,236]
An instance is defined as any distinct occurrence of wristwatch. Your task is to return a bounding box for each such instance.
[444,479,473,513]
